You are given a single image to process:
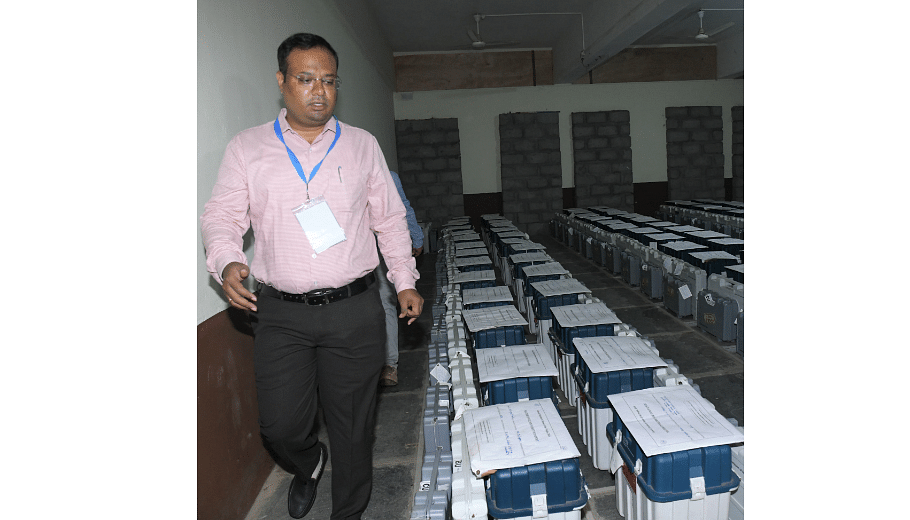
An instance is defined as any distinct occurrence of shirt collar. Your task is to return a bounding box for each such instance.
[277,108,338,138]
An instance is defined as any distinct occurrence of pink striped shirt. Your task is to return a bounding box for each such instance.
[201,109,419,294]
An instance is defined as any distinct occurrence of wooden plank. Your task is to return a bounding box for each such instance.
[396,51,553,92]
[590,46,716,83]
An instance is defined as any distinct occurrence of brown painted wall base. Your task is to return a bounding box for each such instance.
[563,187,576,210]
[466,183,730,225]
[198,308,274,520]
[634,180,733,217]
[462,192,504,231]
[633,182,669,217]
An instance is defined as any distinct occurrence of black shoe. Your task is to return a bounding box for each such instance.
[287,443,327,519]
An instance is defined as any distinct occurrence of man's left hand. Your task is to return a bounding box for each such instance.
[397,288,424,325]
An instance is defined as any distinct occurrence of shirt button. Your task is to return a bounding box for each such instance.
[312,254,317,258]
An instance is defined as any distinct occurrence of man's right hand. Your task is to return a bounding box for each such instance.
[222,262,257,312]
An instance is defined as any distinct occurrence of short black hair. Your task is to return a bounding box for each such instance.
[277,33,339,77]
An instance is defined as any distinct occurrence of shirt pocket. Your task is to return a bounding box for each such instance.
[322,168,368,218]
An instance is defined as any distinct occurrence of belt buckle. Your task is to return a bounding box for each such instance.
[305,288,332,306]
[307,294,329,306]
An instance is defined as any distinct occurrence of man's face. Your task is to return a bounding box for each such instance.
[276,46,338,134]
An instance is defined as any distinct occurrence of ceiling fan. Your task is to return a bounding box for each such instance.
[694,9,736,42]
[465,13,520,50]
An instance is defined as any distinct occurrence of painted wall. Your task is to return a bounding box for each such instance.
[393,79,743,194]
[717,33,745,79]
[197,0,396,324]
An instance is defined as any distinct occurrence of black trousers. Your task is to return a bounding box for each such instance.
[251,281,385,520]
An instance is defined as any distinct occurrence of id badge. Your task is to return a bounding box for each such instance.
[292,196,347,254]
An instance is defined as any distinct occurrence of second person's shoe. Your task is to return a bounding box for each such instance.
[379,365,398,386]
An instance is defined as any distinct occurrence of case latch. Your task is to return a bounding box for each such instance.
[690,475,706,501]
[609,430,623,473]
[530,472,548,518]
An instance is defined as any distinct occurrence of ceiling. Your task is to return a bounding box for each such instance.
[361,0,744,83]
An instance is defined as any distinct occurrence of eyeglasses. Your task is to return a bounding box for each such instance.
[291,74,341,91]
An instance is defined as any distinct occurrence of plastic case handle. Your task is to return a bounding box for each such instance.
[609,430,624,474]
[517,379,530,402]
[690,476,706,501]
[529,472,549,518]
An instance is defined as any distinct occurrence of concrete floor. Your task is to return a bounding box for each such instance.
[243,231,744,520]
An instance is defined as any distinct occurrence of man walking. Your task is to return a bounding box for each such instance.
[201,33,422,519]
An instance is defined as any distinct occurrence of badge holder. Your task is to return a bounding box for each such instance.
[292,196,347,254]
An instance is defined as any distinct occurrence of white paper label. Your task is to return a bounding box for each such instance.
[430,363,451,384]
[476,343,558,383]
[462,306,528,332]
[463,399,580,476]
[607,385,745,456]
[551,303,621,327]
[679,284,692,300]
[573,336,668,372]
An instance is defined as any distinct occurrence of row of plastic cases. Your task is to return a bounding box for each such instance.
[560,332,745,520]
[564,208,743,289]
[435,219,746,520]
[554,210,744,265]
[455,222,595,519]
[553,210,741,283]
[657,202,744,239]
[525,231,746,520]
[433,321,588,518]
[423,223,589,519]
[554,214,744,350]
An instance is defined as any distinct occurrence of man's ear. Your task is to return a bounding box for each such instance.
[276,70,285,89]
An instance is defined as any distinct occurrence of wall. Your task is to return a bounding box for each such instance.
[499,112,564,235]
[197,309,266,520]
[197,1,397,519]
[572,110,635,210]
[717,32,745,79]
[665,105,726,200]
[392,48,739,228]
[732,106,744,201]
[393,79,743,197]
[394,118,464,226]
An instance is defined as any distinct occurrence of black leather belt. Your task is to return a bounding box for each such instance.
[259,272,376,306]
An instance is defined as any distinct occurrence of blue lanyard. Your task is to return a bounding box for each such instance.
[273,117,341,187]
